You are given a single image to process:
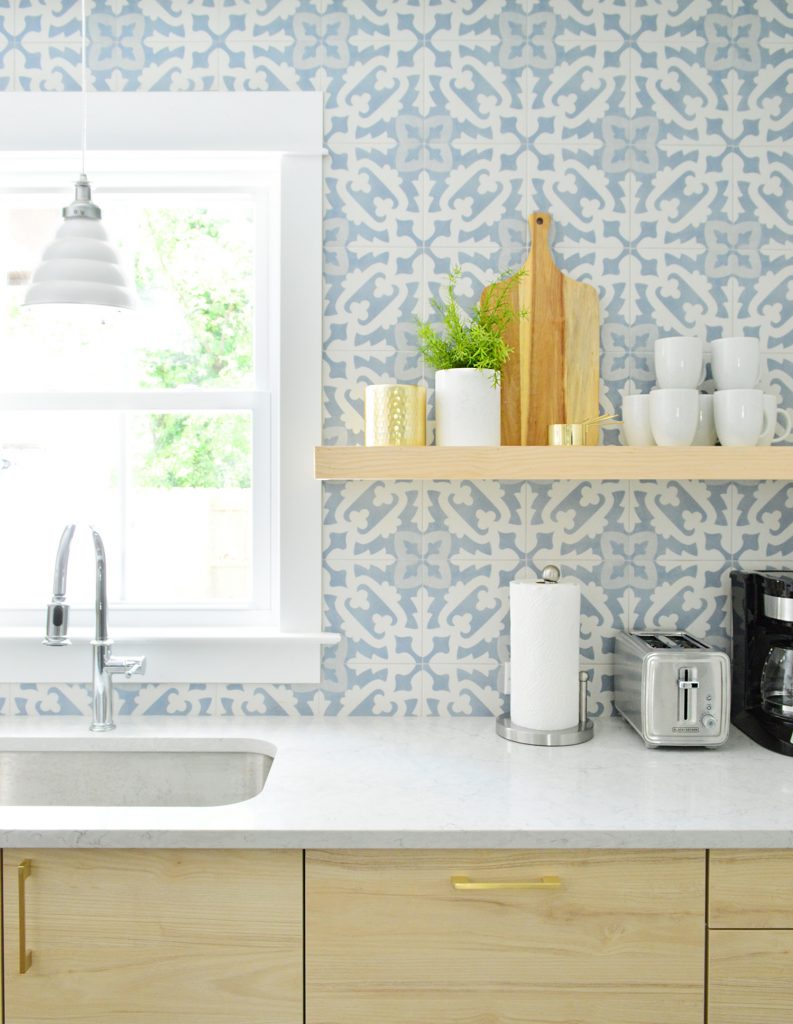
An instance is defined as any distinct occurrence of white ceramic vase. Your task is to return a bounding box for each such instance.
[434,368,500,446]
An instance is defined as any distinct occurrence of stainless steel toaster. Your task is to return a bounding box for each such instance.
[614,631,730,748]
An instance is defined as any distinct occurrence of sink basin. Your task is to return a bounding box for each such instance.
[0,739,274,807]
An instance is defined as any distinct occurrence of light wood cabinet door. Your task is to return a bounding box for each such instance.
[3,849,302,1024]
[709,849,793,928]
[709,930,793,1024]
[306,849,706,1024]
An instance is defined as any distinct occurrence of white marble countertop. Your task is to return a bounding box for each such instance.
[0,715,791,849]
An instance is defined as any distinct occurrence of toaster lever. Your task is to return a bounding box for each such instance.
[677,667,699,723]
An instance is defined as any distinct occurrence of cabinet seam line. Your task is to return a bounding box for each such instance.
[704,849,710,1024]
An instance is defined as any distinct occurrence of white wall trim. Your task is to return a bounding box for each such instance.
[278,152,323,638]
[0,92,323,153]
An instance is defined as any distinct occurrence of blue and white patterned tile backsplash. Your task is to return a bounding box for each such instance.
[2,0,791,717]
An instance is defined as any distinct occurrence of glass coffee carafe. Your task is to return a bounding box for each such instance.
[761,647,793,718]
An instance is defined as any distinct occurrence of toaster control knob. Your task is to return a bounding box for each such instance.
[701,713,717,730]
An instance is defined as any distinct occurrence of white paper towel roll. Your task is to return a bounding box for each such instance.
[509,577,580,731]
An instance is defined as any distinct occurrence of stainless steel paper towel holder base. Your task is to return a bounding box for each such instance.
[496,714,594,746]
[497,668,594,747]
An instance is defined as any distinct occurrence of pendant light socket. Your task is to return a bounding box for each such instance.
[64,172,101,220]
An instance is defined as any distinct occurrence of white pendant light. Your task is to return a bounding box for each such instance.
[22,0,136,314]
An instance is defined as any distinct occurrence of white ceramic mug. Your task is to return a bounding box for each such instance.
[692,393,717,446]
[714,388,771,446]
[622,393,655,446]
[758,394,792,446]
[712,336,761,390]
[654,336,704,389]
[649,388,699,446]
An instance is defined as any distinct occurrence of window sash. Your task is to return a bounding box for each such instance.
[0,392,274,626]
[1,185,275,394]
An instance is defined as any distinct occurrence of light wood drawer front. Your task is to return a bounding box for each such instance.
[306,849,706,1024]
[709,850,793,928]
[3,849,303,1024]
[709,930,793,1024]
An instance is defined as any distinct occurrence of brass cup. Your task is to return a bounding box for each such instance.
[365,384,427,446]
[548,422,586,446]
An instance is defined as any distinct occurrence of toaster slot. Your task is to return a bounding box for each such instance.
[677,667,699,723]
[663,633,706,650]
[635,634,672,648]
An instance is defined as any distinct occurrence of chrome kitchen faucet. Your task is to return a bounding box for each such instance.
[43,524,146,732]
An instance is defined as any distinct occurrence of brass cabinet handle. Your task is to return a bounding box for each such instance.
[451,874,561,891]
[18,859,32,974]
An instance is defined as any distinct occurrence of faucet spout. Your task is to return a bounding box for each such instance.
[43,523,76,646]
[90,526,109,644]
[43,524,146,732]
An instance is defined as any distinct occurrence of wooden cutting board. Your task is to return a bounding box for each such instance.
[482,212,601,445]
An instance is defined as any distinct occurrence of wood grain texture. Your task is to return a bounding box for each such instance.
[3,849,302,1024]
[709,930,793,1024]
[523,212,565,444]
[306,849,706,1024]
[709,849,793,928]
[314,444,793,480]
[1,850,4,1014]
[562,275,601,444]
[486,276,523,446]
[481,212,600,446]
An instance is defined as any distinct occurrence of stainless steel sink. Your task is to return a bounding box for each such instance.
[0,740,274,807]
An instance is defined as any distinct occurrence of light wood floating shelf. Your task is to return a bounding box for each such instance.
[314,445,793,481]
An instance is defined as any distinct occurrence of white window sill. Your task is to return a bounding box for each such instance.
[0,629,340,686]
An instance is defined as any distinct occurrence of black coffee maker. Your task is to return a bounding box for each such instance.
[732,569,793,756]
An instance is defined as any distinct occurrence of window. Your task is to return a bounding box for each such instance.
[2,188,266,621]
[0,93,331,684]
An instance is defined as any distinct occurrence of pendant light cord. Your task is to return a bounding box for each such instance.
[80,0,87,176]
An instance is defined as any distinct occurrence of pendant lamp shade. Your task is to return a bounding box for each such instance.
[22,0,136,315]
[23,174,136,313]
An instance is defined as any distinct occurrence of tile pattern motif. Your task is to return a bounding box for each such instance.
[2,0,792,717]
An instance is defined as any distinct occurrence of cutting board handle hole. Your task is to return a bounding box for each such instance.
[536,216,544,224]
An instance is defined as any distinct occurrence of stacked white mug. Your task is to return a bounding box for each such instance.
[712,337,791,447]
[650,336,703,445]
[622,336,704,447]
[622,335,791,448]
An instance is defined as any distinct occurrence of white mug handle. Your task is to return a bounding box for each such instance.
[772,408,792,444]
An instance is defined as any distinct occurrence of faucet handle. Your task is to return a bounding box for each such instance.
[43,602,70,646]
[105,654,147,680]
[125,656,146,679]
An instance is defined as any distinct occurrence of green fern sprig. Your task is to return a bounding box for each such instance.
[417,266,524,386]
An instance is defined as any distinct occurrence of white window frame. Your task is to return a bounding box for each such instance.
[0,93,336,685]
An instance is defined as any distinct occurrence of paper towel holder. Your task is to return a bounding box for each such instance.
[496,667,594,747]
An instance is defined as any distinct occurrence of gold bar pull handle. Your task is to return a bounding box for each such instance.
[451,874,561,891]
[18,859,32,974]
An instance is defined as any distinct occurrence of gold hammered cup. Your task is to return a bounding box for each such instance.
[365,384,427,446]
